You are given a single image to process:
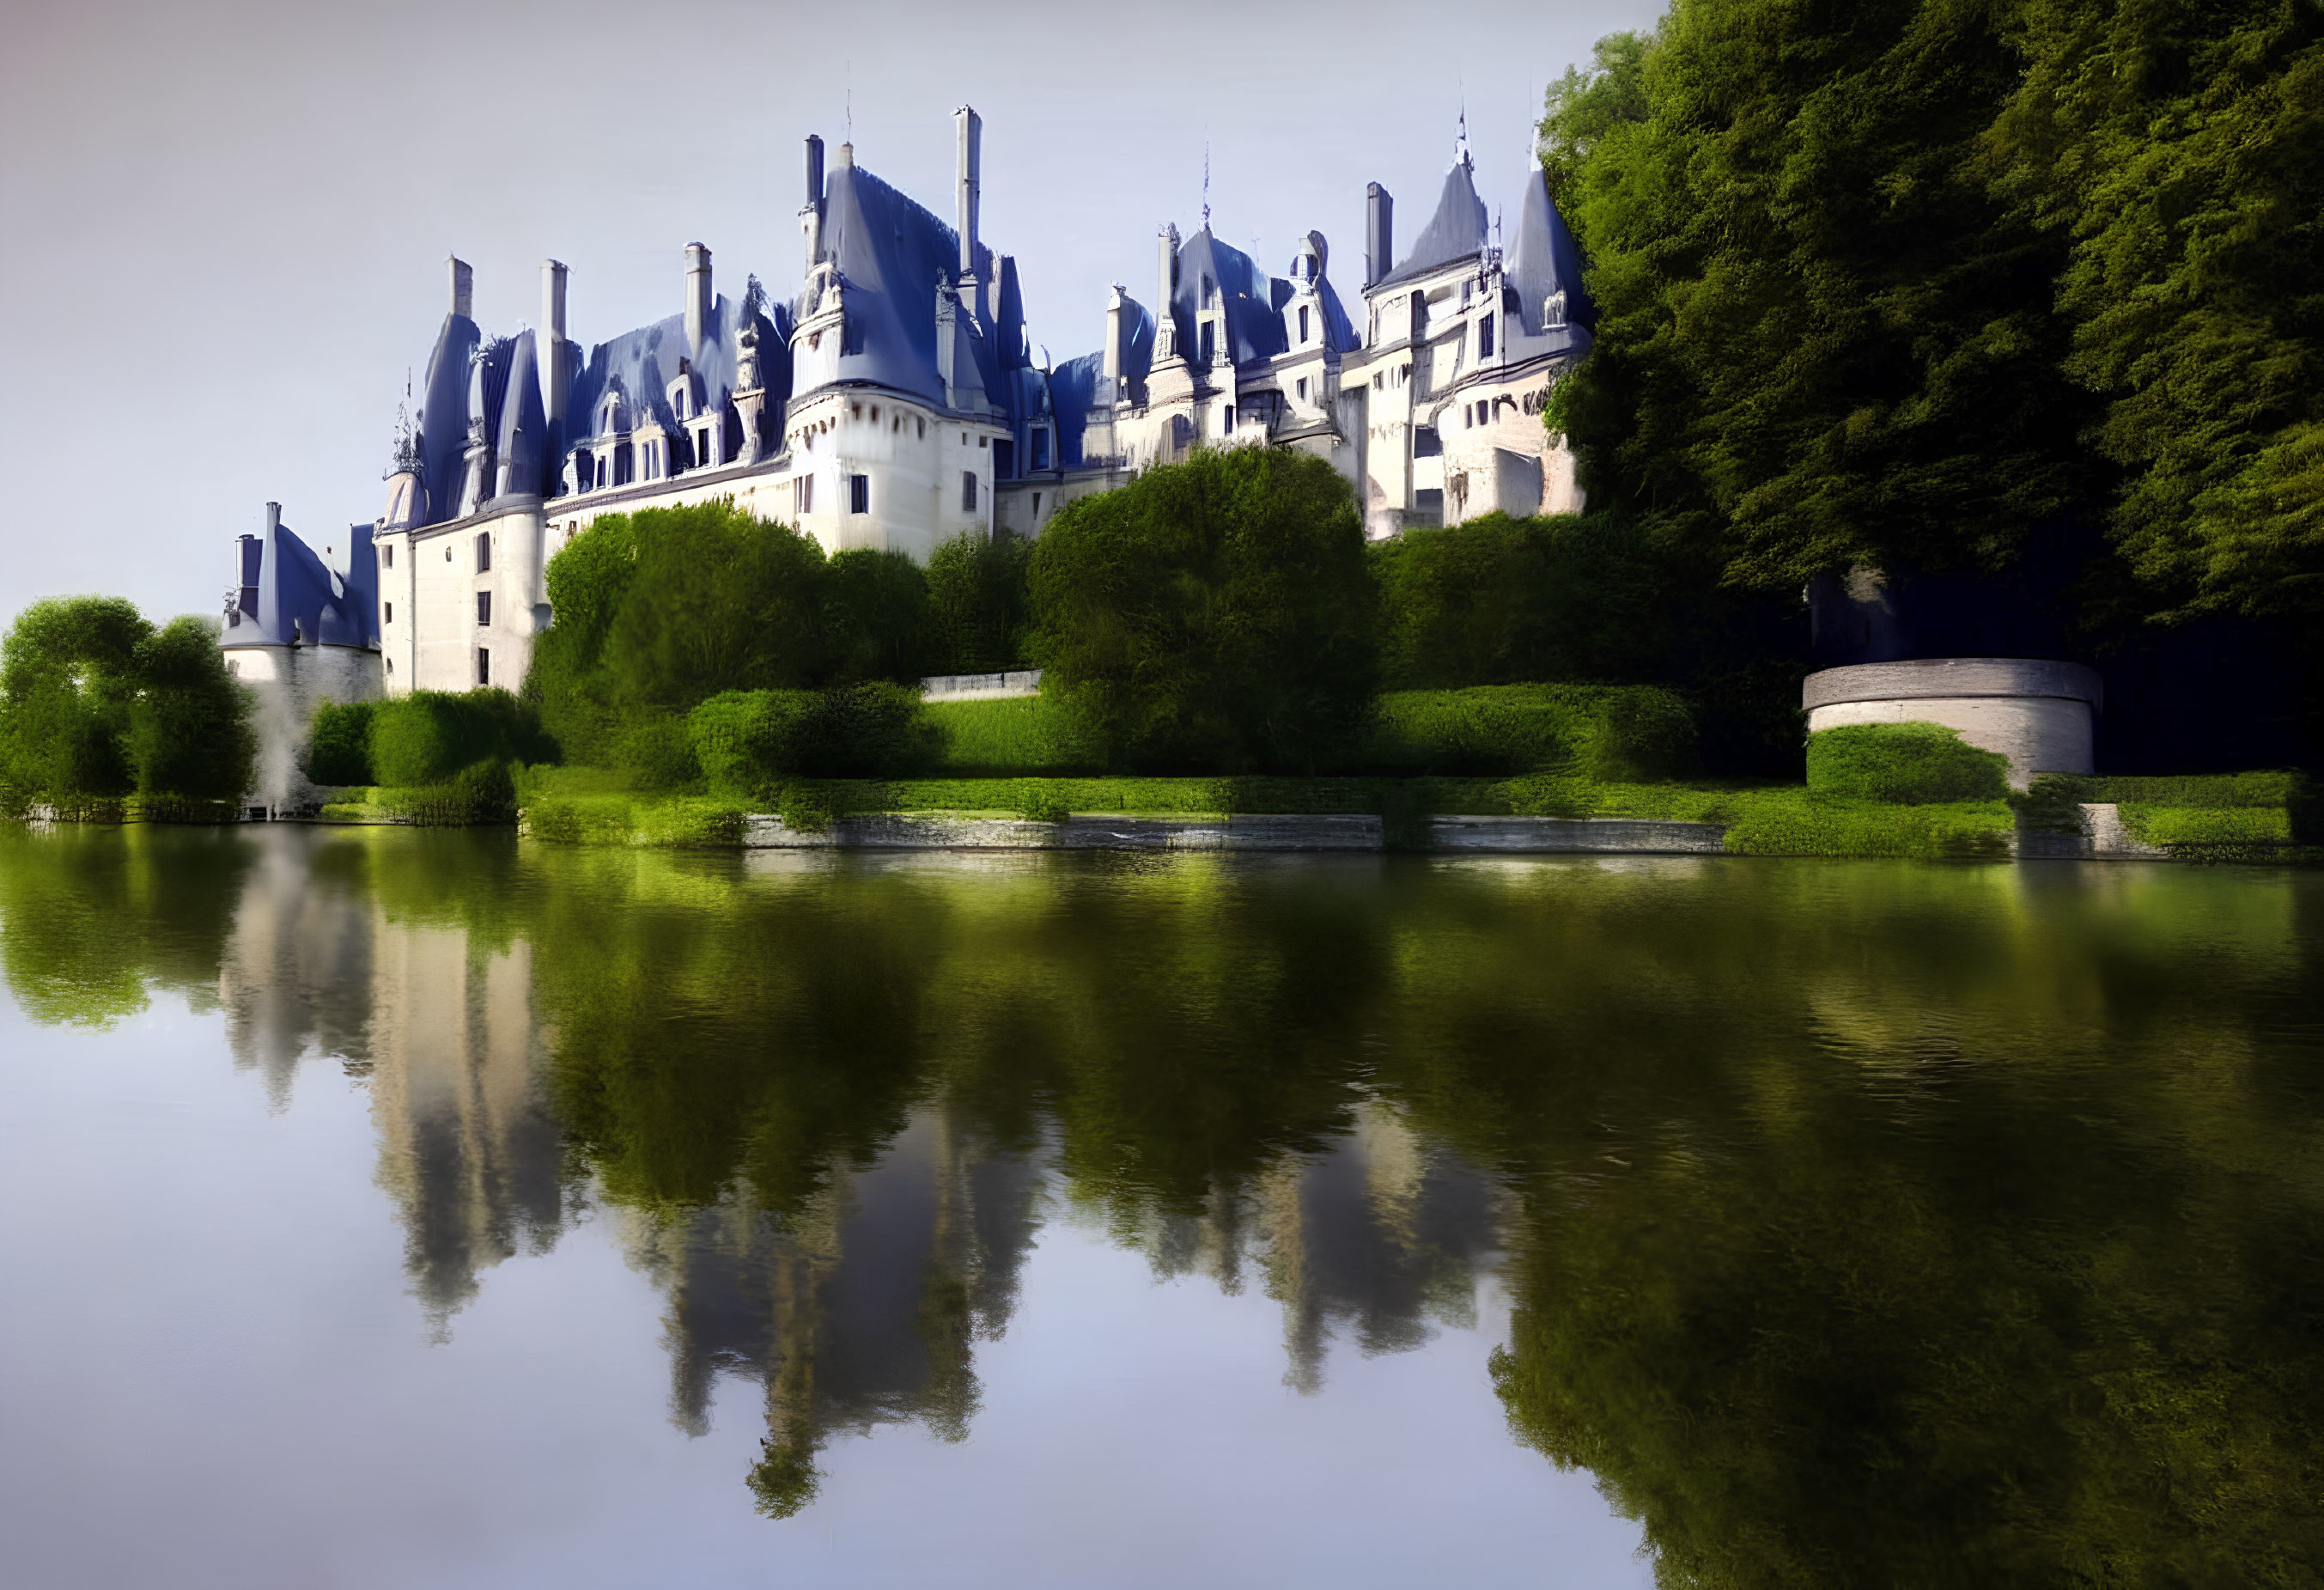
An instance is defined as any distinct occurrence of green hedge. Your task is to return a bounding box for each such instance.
[318,762,518,826]
[368,690,550,786]
[1806,723,2011,805]
[688,685,936,796]
[1367,685,1698,780]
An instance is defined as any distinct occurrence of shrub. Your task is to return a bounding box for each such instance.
[0,599,255,808]
[1368,685,1698,779]
[925,531,1032,675]
[369,689,548,786]
[926,695,1092,774]
[1806,723,2010,805]
[688,685,937,797]
[603,504,827,708]
[1371,512,1681,690]
[821,548,929,685]
[1030,447,1378,773]
[301,701,376,786]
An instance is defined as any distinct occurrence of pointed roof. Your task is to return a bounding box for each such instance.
[1378,158,1487,289]
[1507,168,1595,335]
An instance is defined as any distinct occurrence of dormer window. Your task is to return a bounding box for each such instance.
[1299,306,1310,344]
[1544,289,1567,329]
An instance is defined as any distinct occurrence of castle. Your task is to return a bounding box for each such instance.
[225,107,1595,737]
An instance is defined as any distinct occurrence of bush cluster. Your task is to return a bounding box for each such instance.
[0,597,255,810]
[526,502,1031,786]
[1806,723,2011,805]
[299,689,549,790]
[690,685,939,797]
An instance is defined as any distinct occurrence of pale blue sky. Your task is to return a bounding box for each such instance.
[0,0,1662,624]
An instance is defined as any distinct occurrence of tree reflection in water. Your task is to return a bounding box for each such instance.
[3,825,2319,1581]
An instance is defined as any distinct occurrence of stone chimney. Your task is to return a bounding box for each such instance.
[801,134,825,271]
[540,259,570,432]
[955,106,982,279]
[1153,224,1181,362]
[448,256,473,319]
[684,244,712,359]
[1365,184,1393,289]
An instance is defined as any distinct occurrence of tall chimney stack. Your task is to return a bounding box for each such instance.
[1365,184,1393,289]
[955,106,982,279]
[1153,224,1181,362]
[540,259,571,432]
[801,135,826,272]
[541,259,566,342]
[448,256,473,319]
[684,243,712,358]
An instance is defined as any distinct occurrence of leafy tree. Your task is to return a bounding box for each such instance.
[0,596,146,801]
[1029,448,1378,773]
[1541,3,2094,592]
[0,598,255,804]
[1986,0,2324,619]
[1371,512,1682,690]
[605,504,827,709]
[820,547,929,685]
[125,617,258,801]
[527,503,826,771]
[301,700,376,786]
[924,530,1033,675]
[368,688,546,786]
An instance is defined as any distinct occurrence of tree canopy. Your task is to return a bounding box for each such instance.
[1541,0,2324,621]
[0,597,254,805]
[1028,448,1378,773]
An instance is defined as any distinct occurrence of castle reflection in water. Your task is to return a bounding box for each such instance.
[210,837,1503,1507]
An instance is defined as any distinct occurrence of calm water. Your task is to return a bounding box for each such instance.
[1,829,2319,1588]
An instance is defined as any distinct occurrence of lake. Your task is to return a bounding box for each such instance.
[1,826,2318,1587]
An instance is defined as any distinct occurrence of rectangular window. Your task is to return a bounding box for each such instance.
[475,533,491,572]
[1199,321,1215,364]
[962,472,978,511]
[381,545,393,569]
[1299,306,1311,343]
[1031,429,1049,471]
[1479,315,1495,357]
[477,649,490,686]
[1297,378,1309,401]
[1224,406,1235,431]
[849,473,869,514]
[795,474,814,515]
[476,590,491,626]
[384,602,392,625]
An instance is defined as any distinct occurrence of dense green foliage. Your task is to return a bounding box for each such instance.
[368,689,548,787]
[922,696,1090,775]
[1988,0,2324,618]
[924,530,1033,675]
[1805,722,2012,804]
[689,685,938,795]
[1029,448,1378,773]
[1371,512,1680,689]
[1372,684,1699,780]
[0,597,254,808]
[1541,0,2324,620]
[301,700,376,786]
[528,503,962,784]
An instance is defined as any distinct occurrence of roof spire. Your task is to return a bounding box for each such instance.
[1202,137,1211,230]
[1454,102,1472,169]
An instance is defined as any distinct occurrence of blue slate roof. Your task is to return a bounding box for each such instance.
[1379,158,1487,288]
[1506,168,1596,336]
[223,516,377,651]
